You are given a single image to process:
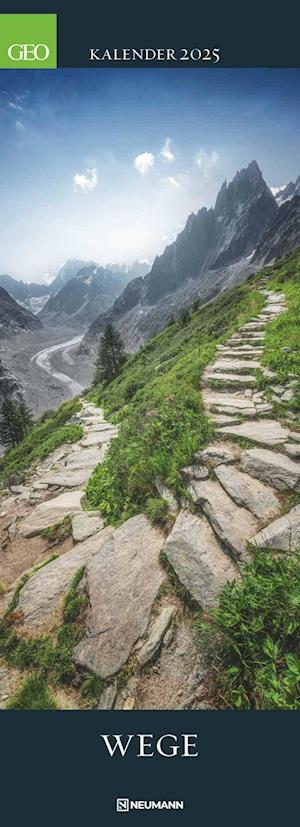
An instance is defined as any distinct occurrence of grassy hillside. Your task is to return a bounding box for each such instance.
[85,279,264,524]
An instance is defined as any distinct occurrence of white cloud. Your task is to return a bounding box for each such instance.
[134,152,155,176]
[160,136,175,162]
[73,167,98,192]
[195,149,219,177]
[15,120,25,131]
[9,100,24,112]
[162,176,182,190]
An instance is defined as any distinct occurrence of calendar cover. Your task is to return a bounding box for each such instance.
[0,3,299,824]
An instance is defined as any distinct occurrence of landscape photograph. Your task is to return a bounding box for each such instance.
[0,67,300,711]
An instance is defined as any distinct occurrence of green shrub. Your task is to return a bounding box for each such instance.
[196,549,300,709]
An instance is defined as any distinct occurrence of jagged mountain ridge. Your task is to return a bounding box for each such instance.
[39,265,131,328]
[49,259,96,295]
[274,175,300,206]
[82,161,283,353]
[0,286,42,339]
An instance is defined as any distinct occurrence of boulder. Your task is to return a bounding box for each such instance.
[74,515,165,678]
[164,510,239,607]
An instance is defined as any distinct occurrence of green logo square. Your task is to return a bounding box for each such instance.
[0,14,57,68]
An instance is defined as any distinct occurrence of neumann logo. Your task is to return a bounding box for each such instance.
[0,14,57,68]
[116,798,185,812]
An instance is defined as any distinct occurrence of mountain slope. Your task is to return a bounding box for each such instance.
[39,265,130,328]
[82,161,278,353]
[254,195,300,264]
[0,274,50,315]
[0,287,42,339]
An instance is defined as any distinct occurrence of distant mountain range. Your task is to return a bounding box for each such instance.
[38,265,131,328]
[83,160,300,353]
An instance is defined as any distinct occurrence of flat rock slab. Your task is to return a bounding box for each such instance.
[211,414,240,426]
[220,420,290,446]
[74,514,165,678]
[66,448,104,469]
[214,463,281,521]
[137,606,176,666]
[164,510,239,608]
[80,430,117,448]
[211,358,261,372]
[283,443,300,459]
[181,465,208,480]
[241,448,300,492]
[188,478,259,561]
[204,372,256,386]
[18,527,113,627]
[72,512,104,542]
[194,442,240,467]
[204,392,256,412]
[251,505,300,552]
[40,469,91,488]
[19,490,84,537]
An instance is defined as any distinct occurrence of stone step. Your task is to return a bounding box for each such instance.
[80,429,118,448]
[241,447,300,492]
[74,514,165,678]
[19,490,85,537]
[66,447,105,469]
[211,414,240,426]
[283,443,300,459]
[163,510,240,609]
[216,347,263,357]
[214,463,281,521]
[194,441,240,467]
[218,419,290,447]
[203,372,257,387]
[18,527,113,627]
[251,504,300,551]
[188,478,259,561]
[210,358,261,372]
[39,468,91,488]
[204,392,256,417]
[228,335,265,344]
[241,322,266,331]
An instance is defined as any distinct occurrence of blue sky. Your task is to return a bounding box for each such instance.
[0,68,299,281]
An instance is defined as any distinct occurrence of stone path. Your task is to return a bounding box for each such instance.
[166,282,300,599]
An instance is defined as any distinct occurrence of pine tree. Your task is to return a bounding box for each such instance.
[0,399,33,450]
[94,323,126,384]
